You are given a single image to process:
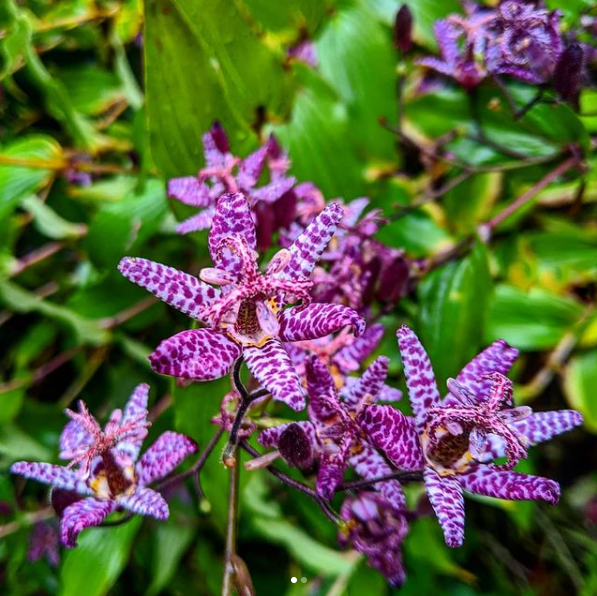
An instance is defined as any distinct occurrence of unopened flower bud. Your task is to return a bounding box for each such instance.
[554,44,584,103]
[51,488,81,517]
[210,121,230,154]
[376,255,410,304]
[394,5,413,54]
[278,423,314,469]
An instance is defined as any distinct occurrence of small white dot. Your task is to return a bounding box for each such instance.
[291,577,297,583]
[301,577,307,583]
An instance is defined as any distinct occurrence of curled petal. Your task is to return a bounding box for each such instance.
[424,468,465,548]
[137,431,198,486]
[118,257,219,324]
[149,329,241,380]
[199,267,236,285]
[118,487,169,519]
[60,498,115,548]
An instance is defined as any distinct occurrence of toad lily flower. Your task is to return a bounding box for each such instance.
[11,384,197,548]
[119,193,365,411]
[360,326,583,547]
[339,492,408,588]
[259,356,406,507]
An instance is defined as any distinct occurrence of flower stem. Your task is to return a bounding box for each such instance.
[222,449,240,596]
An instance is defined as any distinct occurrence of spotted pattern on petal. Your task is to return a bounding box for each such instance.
[59,419,93,461]
[423,468,465,548]
[279,303,365,342]
[60,498,115,548]
[358,405,425,471]
[137,431,198,486]
[167,176,211,207]
[334,324,384,373]
[460,465,560,505]
[258,421,317,449]
[149,328,240,380]
[118,487,169,520]
[397,326,441,430]
[282,202,344,280]
[343,357,389,411]
[244,339,305,411]
[176,207,216,234]
[118,257,218,323]
[514,410,583,446]
[11,462,92,495]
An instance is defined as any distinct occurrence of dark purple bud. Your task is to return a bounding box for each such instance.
[394,5,413,53]
[273,190,297,230]
[51,488,81,517]
[254,202,276,252]
[266,134,282,160]
[376,255,410,304]
[554,44,584,103]
[278,423,314,469]
[210,121,230,154]
[0,501,13,516]
[362,256,382,306]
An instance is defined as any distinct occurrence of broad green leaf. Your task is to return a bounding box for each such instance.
[85,178,168,268]
[0,0,31,77]
[0,135,62,220]
[243,0,329,33]
[563,350,597,433]
[21,195,87,239]
[60,518,141,596]
[418,243,492,386]
[486,284,585,351]
[145,0,291,177]
[0,425,52,466]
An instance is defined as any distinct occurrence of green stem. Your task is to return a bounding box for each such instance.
[222,450,241,596]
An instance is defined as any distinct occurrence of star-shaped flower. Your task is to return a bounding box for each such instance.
[360,326,583,547]
[119,193,365,411]
[259,355,405,507]
[339,492,408,588]
[11,384,197,548]
[167,123,296,235]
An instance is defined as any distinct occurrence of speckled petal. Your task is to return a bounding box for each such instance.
[514,410,583,446]
[349,445,406,509]
[334,324,384,373]
[343,357,389,410]
[358,405,425,471]
[251,176,296,204]
[60,498,115,548]
[137,431,198,486]
[306,356,339,426]
[118,487,169,519]
[452,339,519,403]
[167,176,211,207]
[460,466,560,505]
[278,303,365,342]
[116,383,150,462]
[118,257,219,323]
[244,339,305,411]
[237,145,268,188]
[59,420,93,461]
[149,328,240,380]
[424,468,465,548]
[176,207,216,234]
[397,326,441,430]
[208,193,257,274]
[11,462,92,495]
[317,437,351,500]
[281,202,344,280]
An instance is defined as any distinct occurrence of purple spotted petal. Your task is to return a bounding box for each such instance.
[306,356,339,425]
[60,498,115,548]
[237,145,268,188]
[343,357,389,411]
[251,176,296,204]
[349,445,406,509]
[423,468,465,548]
[452,339,519,403]
[149,328,241,380]
[116,383,150,463]
[316,437,351,500]
[258,421,317,449]
[514,410,583,446]
[243,339,305,411]
[278,303,365,342]
[137,431,198,486]
[460,466,560,505]
[118,257,219,324]
[167,176,211,207]
[203,123,230,168]
[334,324,384,373]
[118,487,169,520]
[358,405,425,471]
[281,202,344,280]
[11,462,92,495]
[208,193,257,275]
[176,207,216,234]
[59,420,93,461]
[397,326,441,430]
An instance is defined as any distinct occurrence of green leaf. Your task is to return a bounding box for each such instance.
[418,243,492,386]
[60,518,141,596]
[487,284,585,351]
[243,0,329,33]
[144,0,291,177]
[21,195,87,239]
[0,135,61,220]
[563,349,597,433]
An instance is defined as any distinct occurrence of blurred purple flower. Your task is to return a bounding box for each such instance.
[11,384,197,547]
[29,521,60,567]
[361,326,584,547]
[287,39,318,67]
[119,193,365,411]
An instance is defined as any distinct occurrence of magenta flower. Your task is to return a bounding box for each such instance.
[28,522,60,567]
[167,123,296,235]
[339,492,408,587]
[11,384,197,548]
[360,326,583,547]
[259,356,405,506]
[119,193,365,411]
